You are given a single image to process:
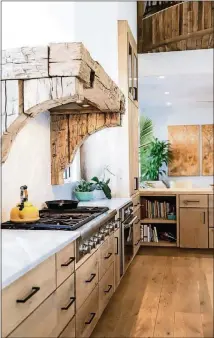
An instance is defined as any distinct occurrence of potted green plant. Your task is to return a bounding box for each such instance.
[74,180,95,201]
[141,138,173,181]
[91,177,112,199]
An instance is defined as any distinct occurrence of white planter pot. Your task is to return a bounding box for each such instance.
[92,190,106,200]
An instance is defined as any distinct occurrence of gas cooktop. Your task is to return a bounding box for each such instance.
[1,206,109,231]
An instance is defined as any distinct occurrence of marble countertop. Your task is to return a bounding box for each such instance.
[79,197,131,210]
[2,198,131,290]
[139,188,213,195]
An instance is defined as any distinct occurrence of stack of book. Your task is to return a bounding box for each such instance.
[146,200,175,219]
[141,224,159,242]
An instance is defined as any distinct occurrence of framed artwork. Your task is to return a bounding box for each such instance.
[202,124,214,176]
[168,125,200,176]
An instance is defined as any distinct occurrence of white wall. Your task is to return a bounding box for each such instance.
[141,106,213,187]
[2,1,137,220]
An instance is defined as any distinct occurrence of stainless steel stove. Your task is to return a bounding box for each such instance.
[1,206,109,231]
[1,206,119,263]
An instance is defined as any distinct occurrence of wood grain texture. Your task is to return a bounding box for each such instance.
[168,125,200,176]
[138,1,214,53]
[202,124,214,176]
[1,42,125,180]
[91,248,213,338]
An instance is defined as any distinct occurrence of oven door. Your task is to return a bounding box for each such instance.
[121,214,137,274]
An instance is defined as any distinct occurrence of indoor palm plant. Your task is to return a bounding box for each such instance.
[139,116,154,183]
[141,138,173,181]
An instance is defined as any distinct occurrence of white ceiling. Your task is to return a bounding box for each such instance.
[138,49,214,110]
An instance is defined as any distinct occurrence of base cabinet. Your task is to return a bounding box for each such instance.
[60,316,75,338]
[76,286,99,338]
[99,263,114,317]
[180,208,208,248]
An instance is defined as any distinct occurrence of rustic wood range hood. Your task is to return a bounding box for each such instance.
[1,43,125,184]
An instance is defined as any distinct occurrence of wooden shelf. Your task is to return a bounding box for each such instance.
[141,218,176,224]
[141,240,177,247]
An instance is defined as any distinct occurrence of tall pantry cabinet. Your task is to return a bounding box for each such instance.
[118,21,139,197]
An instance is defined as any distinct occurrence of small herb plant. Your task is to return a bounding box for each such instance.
[74,180,94,192]
[91,177,112,199]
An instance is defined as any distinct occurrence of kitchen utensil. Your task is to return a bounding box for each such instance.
[45,200,79,209]
[10,185,40,223]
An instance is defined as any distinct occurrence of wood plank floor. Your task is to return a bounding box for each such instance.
[91,248,213,338]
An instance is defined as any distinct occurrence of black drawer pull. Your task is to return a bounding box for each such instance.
[61,257,75,267]
[104,252,112,260]
[104,284,113,293]
[135,239,140,246]
[85,312,96,325]
[61,297,75,310]
[16,287,40,303]
[115,237,119,255]
[85,273,96,283]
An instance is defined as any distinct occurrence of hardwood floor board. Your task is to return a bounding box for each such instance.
[174,312,203,337]
[91,249,214,338]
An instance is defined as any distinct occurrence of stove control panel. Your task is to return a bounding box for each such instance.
[77,218,119,262]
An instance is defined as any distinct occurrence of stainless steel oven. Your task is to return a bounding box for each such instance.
[120,202,136,275]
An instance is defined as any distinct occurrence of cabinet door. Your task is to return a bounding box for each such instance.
[180,208,208,248]
[129,100,139,196]
[133,208,141,255]
[114,228,121,289]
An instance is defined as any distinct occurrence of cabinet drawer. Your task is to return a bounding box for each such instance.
[59,316,75,338]
[99,234,114,280]
[54,273,75,336]
[99,263,114,317]
[56,242,75,287]
[76,251,99,310]
[180,195,208,208]
[2,255,56,337]
[76,286,99,338]
[209,228,214,248]
[133,221,141,255]
[8,292,57,338]
[8,273,75,338]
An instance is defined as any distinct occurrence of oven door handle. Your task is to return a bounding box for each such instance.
[124,215,138,228]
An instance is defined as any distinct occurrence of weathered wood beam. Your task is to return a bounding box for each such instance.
[51,112,121,185]
[143,27,214,52]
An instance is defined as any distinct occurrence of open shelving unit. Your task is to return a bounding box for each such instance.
[140,194,178,247]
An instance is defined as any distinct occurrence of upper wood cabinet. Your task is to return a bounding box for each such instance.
[118,21,139,196]
[118,20,139,106]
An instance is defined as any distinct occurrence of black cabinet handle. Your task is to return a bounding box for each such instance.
[85,312,96,325]
[135,239,140,246]
[16,287,40,303]
[85,273,96,283]
[104,252,112,260]
[134,177,139,191]
[104,284,113,293]
[61,257,75,267]
[61,297,75,310]
[203,212,206,224]
[115,237,119,255]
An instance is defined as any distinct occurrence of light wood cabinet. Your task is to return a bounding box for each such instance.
[99,233,114,280]
[118,20,139,197]
[180,194,208,208]
[56,242,75,287]
[60,316,75,338]
[114,228,121,289]
[209,195,213,227]
[2,255,56,338]
[8,291,58,338]
[129,100,139,196]
[180,208,208,248]
[76,286,99,338]
[209,228,214,248]
[99,263,114,317]
[76,250,99,310]
[133,207,141,255]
